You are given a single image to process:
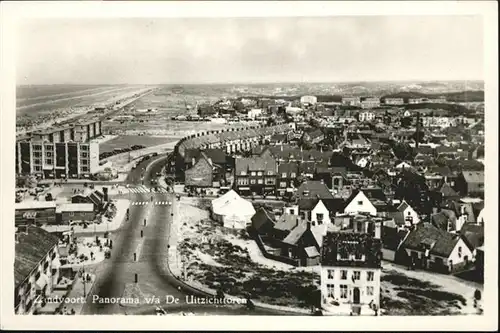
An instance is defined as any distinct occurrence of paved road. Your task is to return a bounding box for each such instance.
[82,154,298,315]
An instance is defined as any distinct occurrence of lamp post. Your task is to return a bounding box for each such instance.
[82,262,86,298]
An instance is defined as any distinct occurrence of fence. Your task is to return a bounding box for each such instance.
[250,229,299,266]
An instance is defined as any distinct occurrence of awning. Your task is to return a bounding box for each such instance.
[35,273,50,290]
[52,258,61,269]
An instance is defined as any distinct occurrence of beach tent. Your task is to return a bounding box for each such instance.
[211,190,256,229]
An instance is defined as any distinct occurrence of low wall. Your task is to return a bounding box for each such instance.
[250,229,299,266]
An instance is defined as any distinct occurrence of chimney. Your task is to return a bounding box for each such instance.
[103,187,109,202]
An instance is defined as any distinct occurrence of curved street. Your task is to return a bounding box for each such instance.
[81,154,299,315]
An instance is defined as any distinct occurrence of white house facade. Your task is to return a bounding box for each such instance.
[344,191,377,216]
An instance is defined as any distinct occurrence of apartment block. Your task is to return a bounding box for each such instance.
[16,141,99,179]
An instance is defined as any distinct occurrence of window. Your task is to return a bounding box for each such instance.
[81,166,89,172]
[81,159,89,165]
[340,270,347,280]
[33,152,41,158]
[257,171,263,176]
[80,145,88,151]
[33,159,41,165]
[238,178,248,185]
[340,285,348,299]
[240,171,247,176]
[45,159,53,165]
[251,172,256,176]
[69,212,74,216]
[327,284,335,298]
[367,271,374,282]
[34,166,41,171]
[354,253,363,261]
[257,179,263,184]
[250,179,256,184]
[367,286,374,296]
[316,213,324,224]
[265,179,275,185]
[327,269,334,279]
[267,171,273,176]
[357,200,363,205]
[280,182,287,188]
[290,173,296,178]
[289,209,295,215]
[353,271,361,281]
[458,246,462,258]
[33,145,42,151]
[81,152,88,158]
[281,172,287,178]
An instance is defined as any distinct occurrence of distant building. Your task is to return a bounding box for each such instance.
[408,98,425,104]
[384,98,404,105]
[321,232,382,315]
[300,95,318,105]
[359,111,375,122]
[361,98,381,109]
[16,141,99,179]
[25,119,102,144]
[342,97,361,107]
[247,108,263,120]
[422,116,453,128]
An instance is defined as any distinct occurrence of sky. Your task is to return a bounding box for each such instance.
[16,16,484,85]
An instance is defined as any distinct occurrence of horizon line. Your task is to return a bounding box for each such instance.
[16,79,485,87]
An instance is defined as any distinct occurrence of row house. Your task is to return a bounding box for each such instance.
[234,155,277,195]
[276,162,299,197]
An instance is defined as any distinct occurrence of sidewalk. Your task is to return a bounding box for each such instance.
[42,199,130,234]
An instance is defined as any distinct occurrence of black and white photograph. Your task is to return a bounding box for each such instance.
[0,1,497,331]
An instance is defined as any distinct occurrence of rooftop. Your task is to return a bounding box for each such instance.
[15,226,59,287]
[56,203,94,213]
[15,201,57,211]
[321,232,382,268]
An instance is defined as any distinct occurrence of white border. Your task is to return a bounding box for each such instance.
[1,1,498,331]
